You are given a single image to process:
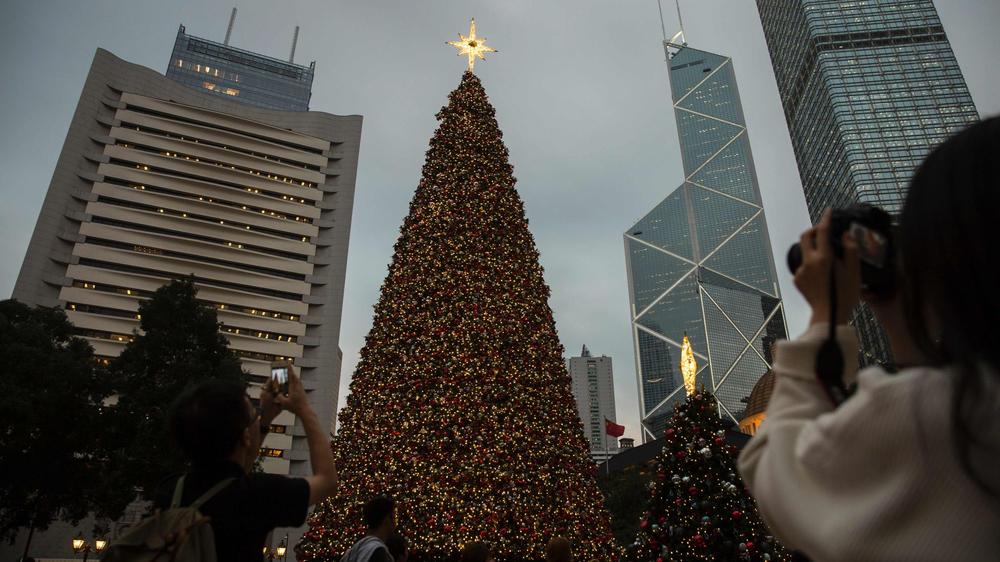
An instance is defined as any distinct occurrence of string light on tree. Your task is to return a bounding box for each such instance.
[447,18,497,71]
[298,20,616,562]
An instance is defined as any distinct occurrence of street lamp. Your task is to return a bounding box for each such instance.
[71,533,107,561]
[264,535,288,561]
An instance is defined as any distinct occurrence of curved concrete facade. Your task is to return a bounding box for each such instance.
[13,48,361,476]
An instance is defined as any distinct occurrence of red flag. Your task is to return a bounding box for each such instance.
[605,418,625,438]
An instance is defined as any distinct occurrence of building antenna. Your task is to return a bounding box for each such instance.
[224,7,237,45]
[662,0,687,59]
[675,0,685,42]
[656,0,667,42]
[289,26,299,63]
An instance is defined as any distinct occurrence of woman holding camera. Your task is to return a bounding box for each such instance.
[739,117,1000,561]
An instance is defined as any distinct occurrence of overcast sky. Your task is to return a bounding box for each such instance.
[2,0,998,441]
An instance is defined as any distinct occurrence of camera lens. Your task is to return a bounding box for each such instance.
[787,243,803,275]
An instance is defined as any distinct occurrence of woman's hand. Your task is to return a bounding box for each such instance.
[794,209,862,327]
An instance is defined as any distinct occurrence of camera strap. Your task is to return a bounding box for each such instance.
[816,261,849,406]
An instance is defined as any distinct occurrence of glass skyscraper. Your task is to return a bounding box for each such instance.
[625,40,788,442]
[756,0,978,365]
[165,24,314,111]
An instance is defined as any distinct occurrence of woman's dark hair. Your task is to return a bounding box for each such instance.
[363,496,396,529]
[461,541,493,562]
[900,116,1000,497]
[168,379,253,465]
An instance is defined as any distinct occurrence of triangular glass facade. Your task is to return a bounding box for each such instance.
[625,44,789,441]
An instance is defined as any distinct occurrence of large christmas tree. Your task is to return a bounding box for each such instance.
[628,342,787,561]
[298,26,616,562]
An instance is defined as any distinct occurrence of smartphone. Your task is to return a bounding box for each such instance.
[270,361,291,395]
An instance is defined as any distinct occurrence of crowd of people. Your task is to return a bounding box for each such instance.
[103,118,999,562]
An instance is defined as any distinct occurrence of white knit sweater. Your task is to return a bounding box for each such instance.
[738,323,1000,561]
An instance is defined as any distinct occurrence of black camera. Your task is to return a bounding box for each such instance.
[787,204,896,298]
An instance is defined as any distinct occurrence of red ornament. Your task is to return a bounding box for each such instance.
[745,541,755,551]
[676,451,686,459]
[731,510,743,519]
[693,534,706,548]
[688,486,699,496]
[665,428,676,439]
[714,437,724,445]
[640,520,649,530]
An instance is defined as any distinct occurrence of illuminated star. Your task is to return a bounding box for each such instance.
[447,18,497,72]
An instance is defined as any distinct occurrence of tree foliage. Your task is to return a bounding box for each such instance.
[0,300,112,542]
[597,468,654,547]
[100,277,248,517]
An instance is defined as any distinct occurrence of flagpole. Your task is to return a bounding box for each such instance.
[604,428,610,476]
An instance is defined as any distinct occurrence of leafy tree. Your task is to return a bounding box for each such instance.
[597,468,655,546]
[100,277,247,516]
[0,300,112,543]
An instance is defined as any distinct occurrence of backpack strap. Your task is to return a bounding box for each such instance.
[170,475,187,509]
[189,477,236,511]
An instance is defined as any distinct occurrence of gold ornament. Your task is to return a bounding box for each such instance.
[680,333,698,396]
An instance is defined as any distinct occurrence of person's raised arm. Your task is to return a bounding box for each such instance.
[277,367,338,505]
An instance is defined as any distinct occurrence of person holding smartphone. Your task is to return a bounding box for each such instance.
[738,118,1000,560]
[156,365,338,562]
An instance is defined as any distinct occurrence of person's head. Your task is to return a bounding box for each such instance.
[901,116,1000,370]
[363,496,397,537]
[545,537,572,562]
[460,542,493,562]
[168,379,257,468]
[900,116,1000,496]
[386,533,407,562]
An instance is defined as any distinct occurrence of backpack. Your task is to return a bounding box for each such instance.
[341,536,390,562]
[103,476,235,562]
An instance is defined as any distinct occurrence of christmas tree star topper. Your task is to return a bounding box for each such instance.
[447,18,497,72]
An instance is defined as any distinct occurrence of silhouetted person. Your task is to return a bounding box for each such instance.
[342,496,396,562]
[154,369,337,562]
[386,533,407,562]
[545,537,572,562]
[460,541,494,562]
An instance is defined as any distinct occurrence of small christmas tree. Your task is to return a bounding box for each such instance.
[298,21,617,562]
[629,338,786,561]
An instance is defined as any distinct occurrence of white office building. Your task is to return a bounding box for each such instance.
[568,345,618,462]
